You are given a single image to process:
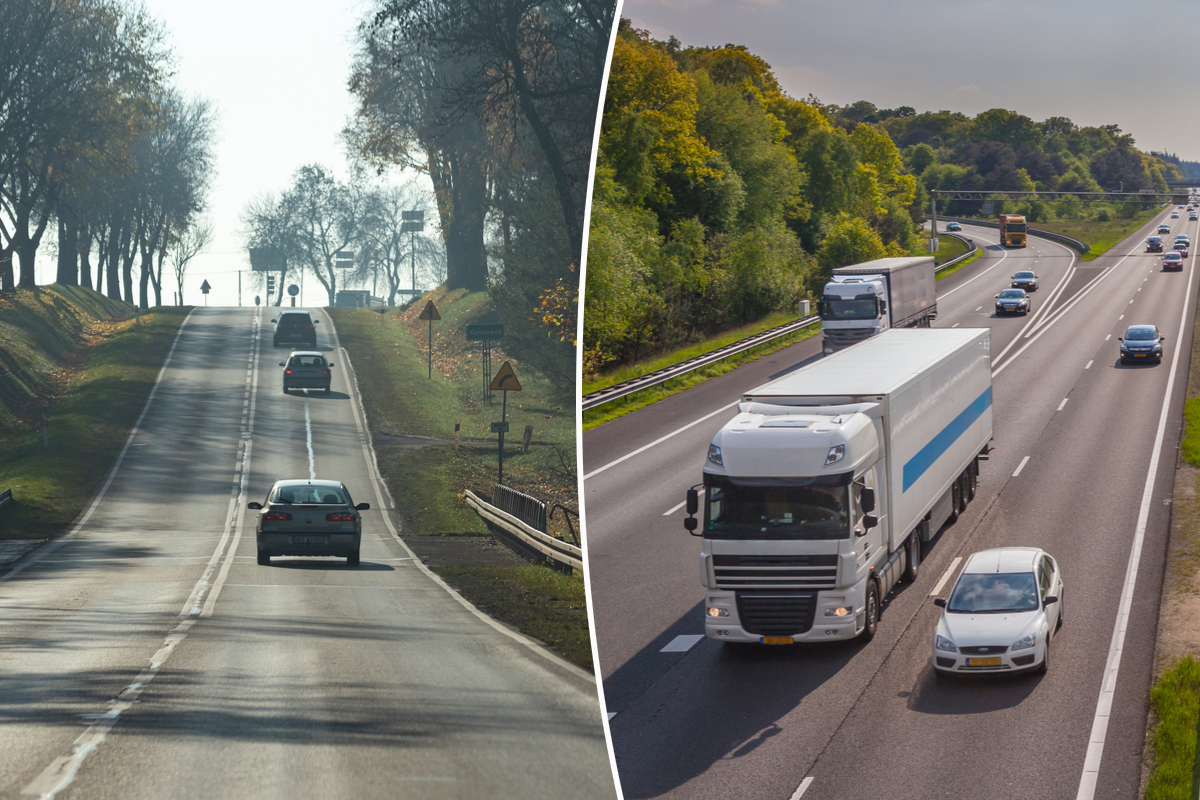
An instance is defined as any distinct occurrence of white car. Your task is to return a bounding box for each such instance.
[1190,212,1198,221]
[1172,211,1180,219]
[932,547,1062,677]
[1177,234,1190,243]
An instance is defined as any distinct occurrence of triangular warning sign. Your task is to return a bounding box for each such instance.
[489,360,522,392]
[418,300,440,320]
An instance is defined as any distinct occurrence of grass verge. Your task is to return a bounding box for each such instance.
[0,286,188,539]
[1145,656,1200,800]
[331,290,590,670]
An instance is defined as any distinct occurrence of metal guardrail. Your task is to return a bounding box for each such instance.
[939,217,1090,254]
[0,488,11,512]
[491,484,547,532]
[464,490,582,571]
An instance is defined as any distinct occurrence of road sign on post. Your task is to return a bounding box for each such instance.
[418,300,440,379]
[249,247,284,271]
[488,361,522,485]
[288,283,299,307]
[200,279,211,307]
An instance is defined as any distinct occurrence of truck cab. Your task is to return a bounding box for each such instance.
[819,276,888,351]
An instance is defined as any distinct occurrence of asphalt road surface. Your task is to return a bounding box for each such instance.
[0,307,615,800]
[583,209,1193,800]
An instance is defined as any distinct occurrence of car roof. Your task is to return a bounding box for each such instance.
[273,479,345,489]
[288,350,324,356]
[1000,288,1026,294]
[1126,324,1158,334]
[1014,271,1035,276]
[961,547,1041,574]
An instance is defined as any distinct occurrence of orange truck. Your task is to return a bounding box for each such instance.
[998,214,1027,247]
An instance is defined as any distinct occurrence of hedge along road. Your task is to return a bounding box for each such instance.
[0,306,615,800]
[582,208,1186,800]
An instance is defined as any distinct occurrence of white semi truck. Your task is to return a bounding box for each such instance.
[819,256,938,354]
[683,328,993,644]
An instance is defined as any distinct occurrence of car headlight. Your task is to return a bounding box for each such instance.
[1012,633,1037,651]
[935,634,957,653]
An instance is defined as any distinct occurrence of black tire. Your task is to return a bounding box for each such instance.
[949,479,962,523]
[967,462,978,501]
[903,533,921,583]
[347,549,361,567]
[858,581,880,642]
[1037,639,1050,674]
[1056,590,1064,630]
[324,384,331,394]
[959,473,970,513]
[257,552,271,565]
[283,386,289,394]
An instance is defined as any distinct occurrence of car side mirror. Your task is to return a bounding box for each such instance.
[355,502,370,510]
[270,318,276,323]
[1160,336,1166,341]
[863,514,878,530]
[933,597,947,608]
[1118,338,1123,342]
[247,502,263,510]
[1043,595,1058,605]
[328,363,335,368]
[860,487,876,513]
[314,319,320,323]
[994,294,1000,299]
[278,362,285,367]
[879,300,887,314]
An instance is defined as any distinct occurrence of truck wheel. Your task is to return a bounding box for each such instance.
[903,534,921,583]
[958,473,970,513]
[967,462,978,501]
[949,480,963,523]
[859,581,880,642]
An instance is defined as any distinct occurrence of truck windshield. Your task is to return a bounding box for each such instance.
[704,474,850,540]
[821,299,877,321]
[1005,223,1027,232]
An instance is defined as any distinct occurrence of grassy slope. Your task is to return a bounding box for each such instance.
[331,290,590,669]
[0,286,189,538]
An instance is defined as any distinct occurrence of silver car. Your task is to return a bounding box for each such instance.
[248,480,369,565]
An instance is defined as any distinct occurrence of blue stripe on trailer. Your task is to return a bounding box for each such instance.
[902,386,992,492]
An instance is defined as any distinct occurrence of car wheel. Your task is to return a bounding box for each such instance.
[858,581,880,642]
[324,384,331,394]
[283,386,289,394]
[1037,638,1050,675]
[1056,590,1064,630]
[257,552,271,566]
[903,533,921,583]
[347,549,361,567]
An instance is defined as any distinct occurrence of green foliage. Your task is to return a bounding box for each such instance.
[1145,656,1200,800]
[817,215,886,272]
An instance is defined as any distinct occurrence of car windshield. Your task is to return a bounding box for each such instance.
[704,474,851,541]
[289,355,326,367]
[1014,272,1035,279]
[820,298,877,321]
[1166,253,1181,260]
[999,290,1024,299]
[273,485,347,505]
[1126,328,1157,340]
[947,572,1039,613]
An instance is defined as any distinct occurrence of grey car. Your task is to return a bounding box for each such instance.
[248,480,369,565]
[1011,270,1038,291]
[281,351,333,393]
[271,310,319,347]
[1119,324,1165,365]
[995,288,1030,316]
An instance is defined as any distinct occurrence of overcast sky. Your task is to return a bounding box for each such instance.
[622,0,1200,161]
[38,0,426,307]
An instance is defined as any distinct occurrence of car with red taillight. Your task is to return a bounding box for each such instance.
[271,310,319,347]
[247,480,369,565]
[280,351,333,394]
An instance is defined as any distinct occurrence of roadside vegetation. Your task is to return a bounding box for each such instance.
[1145,656,1200,800]
[0,286,187,539]
[332,290,590,669]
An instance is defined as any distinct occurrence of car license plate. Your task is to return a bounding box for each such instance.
[966,656,1002,667]
[1135,353,1147,358]
[288,535,328,545]
[761,636,793,645]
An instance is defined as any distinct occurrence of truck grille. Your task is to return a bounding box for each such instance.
[736,591,818,636]
[825,327,875,346]
[713,554,837,589]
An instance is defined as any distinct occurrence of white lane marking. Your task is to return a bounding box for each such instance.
[789,777,815,800]
[1105,335,1111,341]
[660,634,705,653]
[1012,456,1031,477]
[937,231,1008,299]
[1119,315,1124,320]
[952,323,960,328]
[305,400,316,480]
[992,237,1078,365]
[975,306,982,312]
[584,400,741,481]
[200,442,251,618]
[1086,360,1093,370]
[0,311,196,586]
[930,557,962,596]
[664,488,704,516]
[1076,214,1199,800]
[1129,299,1134,304]
[607,712,617,720]
[1058,398,1068,411]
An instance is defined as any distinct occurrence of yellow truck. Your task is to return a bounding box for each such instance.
[998,214,1027,247]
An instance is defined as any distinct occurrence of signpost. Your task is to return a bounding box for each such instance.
[200,279,211,306]
[466,323,505,399]
[488,361,522,485]
[401,210,424,294]
[287,283,299,307]
[418,300,440,379]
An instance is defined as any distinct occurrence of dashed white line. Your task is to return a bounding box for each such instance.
[789,777,815,800]
[305,400,316,480]
[1105,335,1111,341]
[661,634,705,653]
[930,557,962,596]
[1013,456,1031,477]
[1086,360,1093,370]
[1058,398,1068,411]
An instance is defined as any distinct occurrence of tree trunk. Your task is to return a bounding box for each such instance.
[56,216,79,286]
[138,252,151,309]
[0,249,13,291]
[445,145,488,293]
[78,224,93,290]
[107,224,124,300]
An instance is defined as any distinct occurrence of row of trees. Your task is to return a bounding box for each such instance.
[584,23,1180,374]
[342,0,615,384]
[0,0,216,307]
[241,166,444,307]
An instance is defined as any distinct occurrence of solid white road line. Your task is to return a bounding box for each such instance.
[584,400,741,481]
[660,635,705,653]
[1012,456,1030,477]
[607,712,617,720]
[930,557,962,597]
[1076,212,1200,800]
[789,777,815,800]
[1058,398,1068,411]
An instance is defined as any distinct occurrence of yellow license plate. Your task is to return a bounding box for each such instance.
[761,636,793,645]
[966,656,1002,667]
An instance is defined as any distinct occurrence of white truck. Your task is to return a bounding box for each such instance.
[683,328,993,644]
[819,256,938,355]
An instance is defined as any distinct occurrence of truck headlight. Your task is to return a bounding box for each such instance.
[825,444,845,465]
[1012,633,1036,651]
[824,606,853,618]
[706,606,729,617]
[707,445,722,465]
[934,634,957,653]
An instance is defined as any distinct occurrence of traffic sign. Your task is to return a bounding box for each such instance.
[254,295,261,306]
[287,284,300,297]
[490,421,509,433]
[466,323,504,341]
[489,361,522,392]
[199,280,211,294]
[249,247,284,271]
[418,300,440,320]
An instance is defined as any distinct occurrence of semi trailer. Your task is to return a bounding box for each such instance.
[684,328,994,644]
[818,257,937,354]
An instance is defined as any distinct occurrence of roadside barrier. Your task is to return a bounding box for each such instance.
[0,488,10,513]
[464,489,582,572]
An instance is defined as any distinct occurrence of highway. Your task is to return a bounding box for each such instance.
[582,209,1194,799]
[0,307,615,800]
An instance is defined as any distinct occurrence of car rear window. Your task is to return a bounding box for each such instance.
[280,315,311,327]
[289,355,326,367]
[273,485,347,505]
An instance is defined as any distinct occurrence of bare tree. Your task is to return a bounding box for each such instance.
[360,181,443,304]
[283,165,371,306]
[170,218,212,305]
